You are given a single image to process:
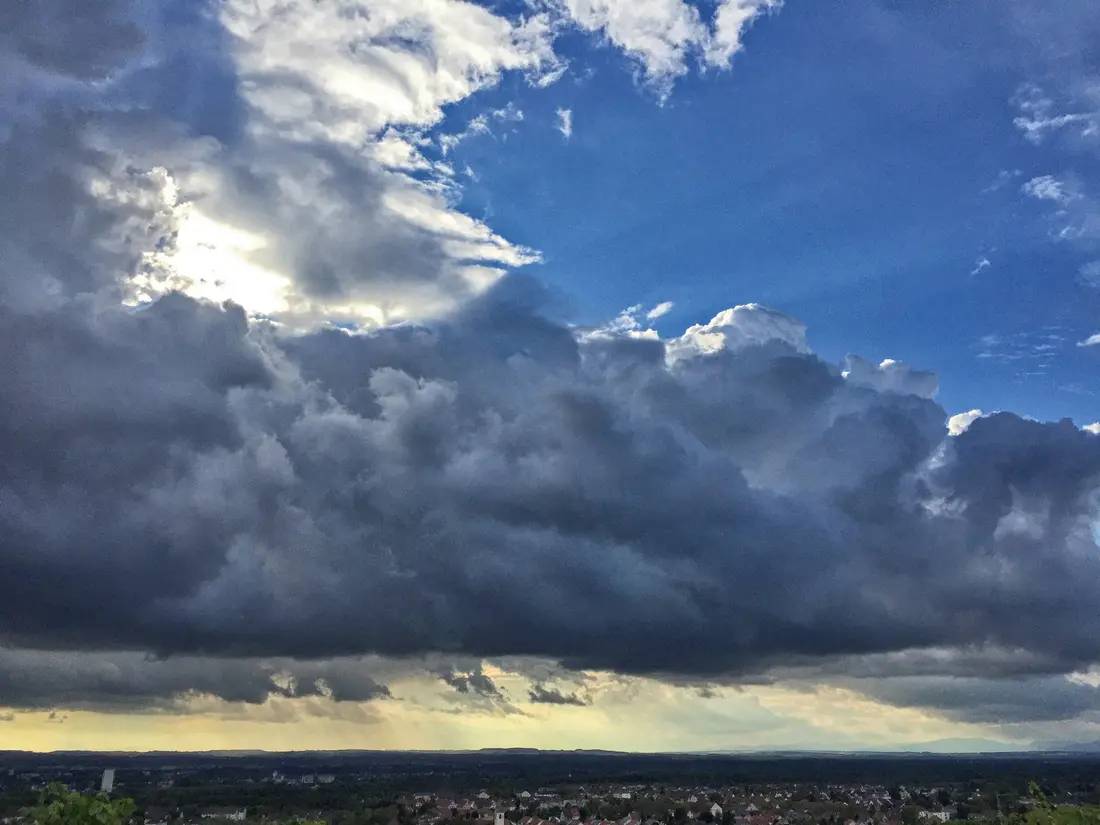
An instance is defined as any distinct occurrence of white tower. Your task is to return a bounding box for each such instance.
[101,768,115,794]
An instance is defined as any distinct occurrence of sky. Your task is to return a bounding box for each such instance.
[1,0,1100,754]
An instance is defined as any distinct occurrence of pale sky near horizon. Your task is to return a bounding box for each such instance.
[2,668,1011,754]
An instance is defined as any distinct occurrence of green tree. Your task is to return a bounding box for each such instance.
[997,783,1100,825]
[23,784,137,825]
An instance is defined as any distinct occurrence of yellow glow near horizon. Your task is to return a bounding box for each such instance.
[0,675,1012,754]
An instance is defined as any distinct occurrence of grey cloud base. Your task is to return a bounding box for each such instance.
[529,685,590,706]
[0,650,390,712]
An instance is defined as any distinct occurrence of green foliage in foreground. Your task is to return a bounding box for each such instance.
[18,785,332,825]
[1022,810,1100,825]
[23,785,136,825]
[968,784,1100,825]
[1013,784,1100,825]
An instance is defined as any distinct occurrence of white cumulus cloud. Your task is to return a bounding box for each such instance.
[137,0,563,326]
[668,303,808,360]
[948,410,985,436]
[555,0,778,93]
[842,356,939,399]
[707,0,781,67]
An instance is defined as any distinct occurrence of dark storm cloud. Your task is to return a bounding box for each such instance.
[11,259,1100,692]
[439,666,503,698]
[0,650,390,712]
[3,0,1100,729]
[0,112,181,306]
[528,685,589,707]
[3,248,1100,694]
[0,0,143,81]
[754,646,1090,685]
[843,675,1100,724]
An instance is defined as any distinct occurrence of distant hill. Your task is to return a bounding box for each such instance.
[1035,741,1100,754]
[696,739,1022,756]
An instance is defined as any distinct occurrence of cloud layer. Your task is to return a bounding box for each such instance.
[0,650,390,712]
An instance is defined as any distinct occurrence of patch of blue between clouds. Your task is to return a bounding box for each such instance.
[435,0,1099,425]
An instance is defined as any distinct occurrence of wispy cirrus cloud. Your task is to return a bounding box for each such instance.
[1022,174,1074,204]
[440,104,526,155]
[1079,260,1100,288]
[1022,174,1100,241]
[974,330,1068,371]
[556,107,573,139]
[1013,82,1100,146]
[970,255,992,276]
[647,300,675,320]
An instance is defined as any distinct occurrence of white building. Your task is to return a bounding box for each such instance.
[101,769,115,794]
[711,805,723,818]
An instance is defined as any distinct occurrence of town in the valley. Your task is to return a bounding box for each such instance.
[2,751,1099,825]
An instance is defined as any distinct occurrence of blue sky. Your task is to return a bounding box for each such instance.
[433,0,1100,425]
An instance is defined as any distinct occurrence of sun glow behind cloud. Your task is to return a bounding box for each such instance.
[137,201,291,316]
